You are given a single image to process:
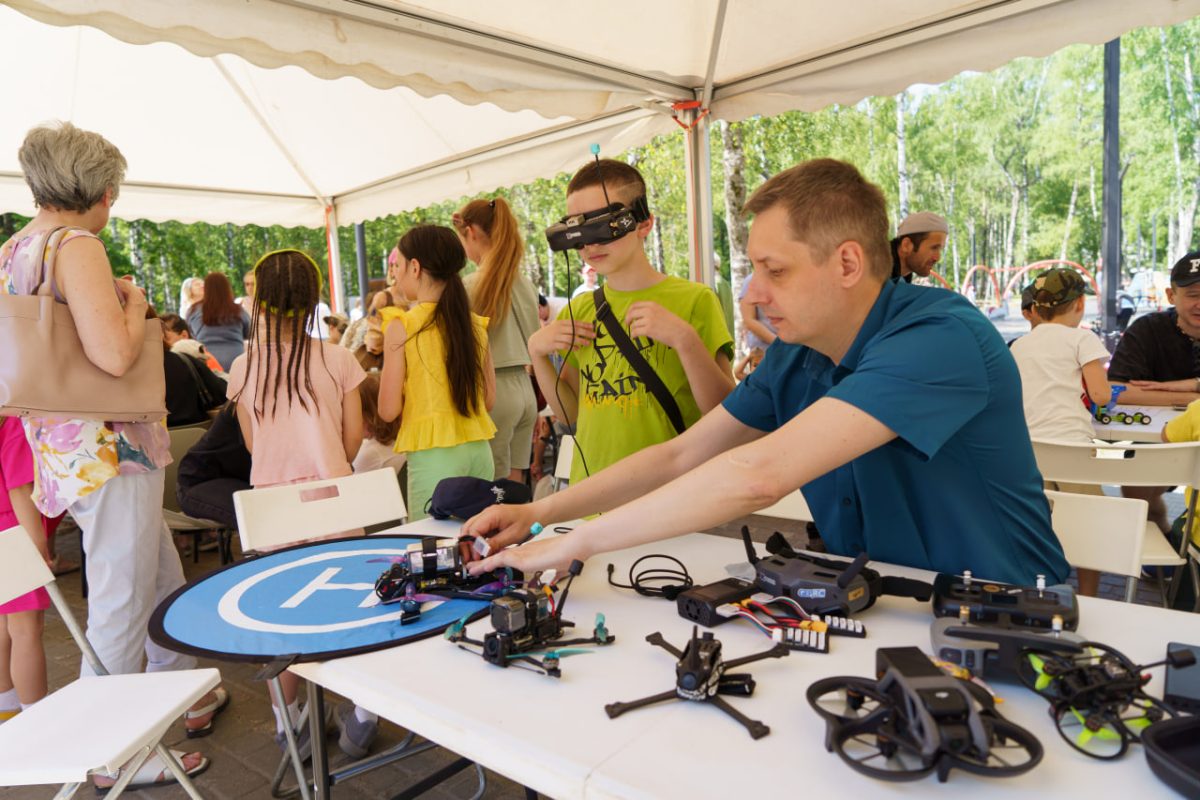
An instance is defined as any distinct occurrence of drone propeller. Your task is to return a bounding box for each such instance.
[537,648,595,660]
[595,613,611,642]
[1025,652,1055,692]
[443,612,474,641]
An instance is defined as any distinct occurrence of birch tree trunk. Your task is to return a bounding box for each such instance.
[1060,178,1079,261]
[720,120,751,358]
[896,91,910,220]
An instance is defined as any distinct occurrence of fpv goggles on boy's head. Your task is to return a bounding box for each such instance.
[545,196,650,252]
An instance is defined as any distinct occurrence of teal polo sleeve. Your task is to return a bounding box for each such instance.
[722,343,785,431]
[825,315,989,460]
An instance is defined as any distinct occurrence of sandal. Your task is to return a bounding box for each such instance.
[93,749,209,795]
[184,686,230,738]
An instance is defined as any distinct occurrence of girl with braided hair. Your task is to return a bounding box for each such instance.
[225,249,370,755]
[454,196,540,482]
[379,225,497,520]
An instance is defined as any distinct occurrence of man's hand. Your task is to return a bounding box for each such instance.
[459,502,541,563]
[528,319,595,357]
[624,301,693,350]
[468,531,588,577]
[1128,378,1198,393]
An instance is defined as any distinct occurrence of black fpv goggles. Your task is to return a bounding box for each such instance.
[545,196,651,252]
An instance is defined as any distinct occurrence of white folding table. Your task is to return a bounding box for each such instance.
[292,518,1200,799]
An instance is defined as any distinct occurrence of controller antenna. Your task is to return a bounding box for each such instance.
[836,552,870,589]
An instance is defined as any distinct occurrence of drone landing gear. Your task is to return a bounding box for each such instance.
[604,627,787,740]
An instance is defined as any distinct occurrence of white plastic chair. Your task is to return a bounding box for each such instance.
[233,467,407,554]
[754,490,814,523]
[553,434,575,492]
[232,469,423,800]
[0,525,220,799]
[1032,439,1198,604]
[1043,490,1149,602]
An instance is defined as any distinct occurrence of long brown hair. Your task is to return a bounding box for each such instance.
[240,250,325,420]
[398,225,484,418]
[454,196,524,323]
[358,372,400,445]
[199,272,243,326]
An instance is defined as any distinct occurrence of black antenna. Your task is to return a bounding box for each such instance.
[590,143,613,208]
[554,560,585,618]
[740,525,759,565]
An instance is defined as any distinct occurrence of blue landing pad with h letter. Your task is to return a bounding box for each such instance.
[149,536,489,663]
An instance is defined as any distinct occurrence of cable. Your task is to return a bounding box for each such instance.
[606,554,694,601]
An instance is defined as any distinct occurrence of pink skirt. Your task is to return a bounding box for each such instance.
[0,515,59,615]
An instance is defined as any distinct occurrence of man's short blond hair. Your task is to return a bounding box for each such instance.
[744,159,891,281]
[18,121,127,213]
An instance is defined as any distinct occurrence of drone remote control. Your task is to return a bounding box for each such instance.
[931,571,1079,631]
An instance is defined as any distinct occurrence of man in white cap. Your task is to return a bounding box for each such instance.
[891,211,948,282]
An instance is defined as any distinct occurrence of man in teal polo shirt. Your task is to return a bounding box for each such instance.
[462,159,1068,586]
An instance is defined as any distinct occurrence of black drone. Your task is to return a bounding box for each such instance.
[373,537,515,623]
[445,559,614,677]
[807,646,1043,782]
[1018,640,1196,760]
[605,626,789,739]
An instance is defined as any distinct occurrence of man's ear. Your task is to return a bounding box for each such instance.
[836,240,869,287]
[1167,286,1177,305]
[897,236,913,258]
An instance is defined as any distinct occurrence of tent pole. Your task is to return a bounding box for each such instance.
[324,205,345,314]
[684,109,715,287]
[1101,37,1121,337]
[354,222,370,319]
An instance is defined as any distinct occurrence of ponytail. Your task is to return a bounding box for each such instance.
[455,196,524,323]
[396,225,484,418]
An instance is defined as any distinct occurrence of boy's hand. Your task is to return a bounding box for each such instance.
[468,529,588,577]
[624,301,694,350]
[458,502,541,564]
[529,319,595,358]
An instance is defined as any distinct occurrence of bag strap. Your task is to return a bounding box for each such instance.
[35,226,75,299]
[591,286,686,435]
[176,352,216,410]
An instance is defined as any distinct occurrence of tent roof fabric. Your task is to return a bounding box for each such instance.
[4,0,1199,227]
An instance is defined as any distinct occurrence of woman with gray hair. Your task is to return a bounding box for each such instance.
[0,122,225,790]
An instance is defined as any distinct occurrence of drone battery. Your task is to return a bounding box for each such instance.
[491,591,550,634]
[820,615,866,638]
[676,578,756,627]
[404,539,459,575]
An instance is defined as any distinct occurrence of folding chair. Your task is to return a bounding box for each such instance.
[553,434,575,492]
[233,470,483,800]
[0,525,220,799]
[165,424,235,565]
[754,490,814,523]
[1043,490,1149,602]
[1032,439,1200,605]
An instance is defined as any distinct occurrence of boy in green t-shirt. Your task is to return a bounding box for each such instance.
[529,159,735,483]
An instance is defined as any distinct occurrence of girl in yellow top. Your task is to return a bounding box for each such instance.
[379,225,496,520]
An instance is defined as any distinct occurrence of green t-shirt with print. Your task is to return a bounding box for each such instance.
[558,276,733,483]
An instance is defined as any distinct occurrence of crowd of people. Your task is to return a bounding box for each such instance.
[4,118,1200,790]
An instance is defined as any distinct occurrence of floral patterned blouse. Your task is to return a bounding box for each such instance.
[0,228,171,517]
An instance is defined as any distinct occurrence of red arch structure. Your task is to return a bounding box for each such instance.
[1002,260,1098,300]
[958,265,1003,305]
[927,271,952,289]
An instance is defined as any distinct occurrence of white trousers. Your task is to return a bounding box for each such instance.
[69,469,197,676]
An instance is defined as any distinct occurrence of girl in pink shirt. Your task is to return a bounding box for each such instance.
[226,249,366,750]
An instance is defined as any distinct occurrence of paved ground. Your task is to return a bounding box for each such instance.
[5,506,1181,800]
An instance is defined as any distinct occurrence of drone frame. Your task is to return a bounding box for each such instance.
[1018,640,1189,760]
[605,626,789,739]
[444,560,615,678]
[807,647,1043,783]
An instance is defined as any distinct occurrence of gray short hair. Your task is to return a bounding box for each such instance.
[18,122,127,213]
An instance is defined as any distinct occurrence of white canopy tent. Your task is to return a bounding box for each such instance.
[4,0,1198,310]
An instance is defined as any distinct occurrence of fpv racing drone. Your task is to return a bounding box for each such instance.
[1018,640,1197,760]
[373,537,516,623]
[807,646,1043,782]
[605,626,789,739]
[445,559,614,677]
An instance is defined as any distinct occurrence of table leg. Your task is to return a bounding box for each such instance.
[308,679,331,800]
[271,676,312,800]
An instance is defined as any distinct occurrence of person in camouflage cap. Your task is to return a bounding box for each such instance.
[1030,267,1086,319]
